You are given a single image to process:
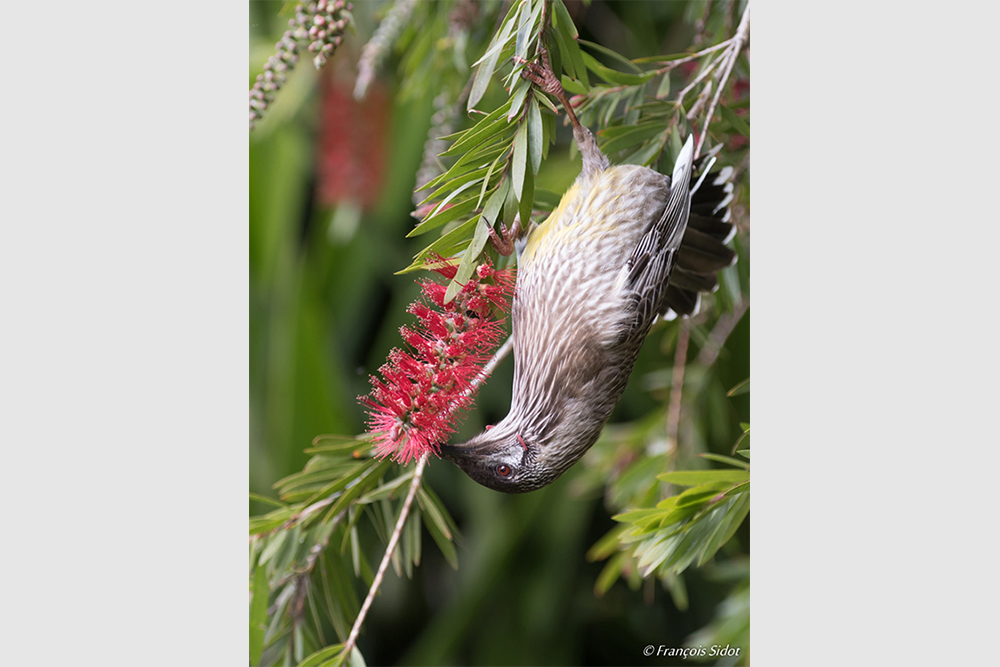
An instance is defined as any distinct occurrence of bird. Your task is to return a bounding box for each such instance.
[440,53,737,493]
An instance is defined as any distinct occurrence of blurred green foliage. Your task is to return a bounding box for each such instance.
[250,1,749,665]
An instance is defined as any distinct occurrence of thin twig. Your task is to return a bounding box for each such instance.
[665,322,690,457]
[338,335,511,662]
[697,299,749,368]
[342,452,428,659]
[695,3,750,158]
[675,50,725,107]
[651,39,731,75]
[469,335,513,394]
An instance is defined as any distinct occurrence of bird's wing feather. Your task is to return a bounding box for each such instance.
[618,136,695,341]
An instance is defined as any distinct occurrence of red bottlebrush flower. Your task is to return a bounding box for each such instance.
[360,259,516,464]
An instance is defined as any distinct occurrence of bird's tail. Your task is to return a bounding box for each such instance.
[662,148,737,318]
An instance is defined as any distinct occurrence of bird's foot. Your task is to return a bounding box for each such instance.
[516,47,581,130]
[488,214,522,257]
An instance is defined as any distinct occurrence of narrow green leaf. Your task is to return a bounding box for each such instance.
[719,104,750,137]
[632,51,703,64]
[400,218,479,273]
[444,215,492,303]
[477,149,508,209]
[297,643,345,667]
[550,20,577,81]
[698,452,750,470]
[594,551,626,596]
[527,97,543,174]
[578,38,643,73]
[655,72,671,99]
[582,51,655,85]
[507,78,531,121]
[417,165,491,208]
[599,123,665,154]
[324,459,392,522]
[658,470,749,487]
[553,0,587,86]
[727,378,750,396]
[518,165,534,229]
[553,0,578,37]
[469,49,501,111]
[512,122,527,202]
[249,508,292,535]
[514,0,534,60]
[258,529,287,565]
[249,559,268,666]
[419,489,458,569]
[443,100,515,157]
[696,492,750,567]
[407,197,477,238]
[249,492,286,509]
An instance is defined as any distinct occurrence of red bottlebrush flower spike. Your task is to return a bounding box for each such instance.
[360,259,516,464]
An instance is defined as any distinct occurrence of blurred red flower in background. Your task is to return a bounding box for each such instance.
[317,72,389,210]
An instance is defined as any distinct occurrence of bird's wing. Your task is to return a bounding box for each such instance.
[617,136,695,342]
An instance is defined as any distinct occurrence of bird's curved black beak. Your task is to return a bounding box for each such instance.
[438,441,469,463]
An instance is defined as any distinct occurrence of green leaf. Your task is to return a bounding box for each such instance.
[418,487,459,568]
[297,643,345,667]
[249,507,293,535]
[655,72,671,99]
[468,0,521,109]
[632,51,699,64]
[527,97,543,174]
[552,0,578,38]
[323,459,393,522]
[249,492,286,509]
[249,558,269,666]
[578,39,644,73]
[408,197,478,238]
[696,492,750,567]
[258,529,288,565]
[719,104,750,137]
[416,164,491,208]
[727,377,750,396]
[469,47,502,112]
[444,214,492,303]
[361,469,415,503]
[658,470,749,487]
[401,218,479,273]
[513,0,535,61]
[698,452,750,470]
[552,0,587,87]
[442,100,515,157]
[511,122,528,202]
[507,77,532,122]
[582,51,655,86]
[594,551,627,596]
[518,166,534,228]
[598,123,665,154]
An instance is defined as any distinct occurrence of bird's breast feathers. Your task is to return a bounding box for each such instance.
[520,165,669,271]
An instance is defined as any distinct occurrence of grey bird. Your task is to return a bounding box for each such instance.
[441,60,737,493]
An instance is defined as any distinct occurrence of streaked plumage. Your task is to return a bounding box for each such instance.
[442,124,735,493]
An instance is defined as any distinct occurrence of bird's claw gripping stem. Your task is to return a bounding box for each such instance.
[488,215,522,256]
[516,47,582,131]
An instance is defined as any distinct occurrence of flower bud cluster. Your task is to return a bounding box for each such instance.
[307,0,352,70]
[361,260,516,464]
[249,0,353,131]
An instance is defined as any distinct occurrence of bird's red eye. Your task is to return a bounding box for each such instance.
[496,464,512,477]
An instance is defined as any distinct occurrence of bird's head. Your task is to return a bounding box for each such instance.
[440,425,548,494]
